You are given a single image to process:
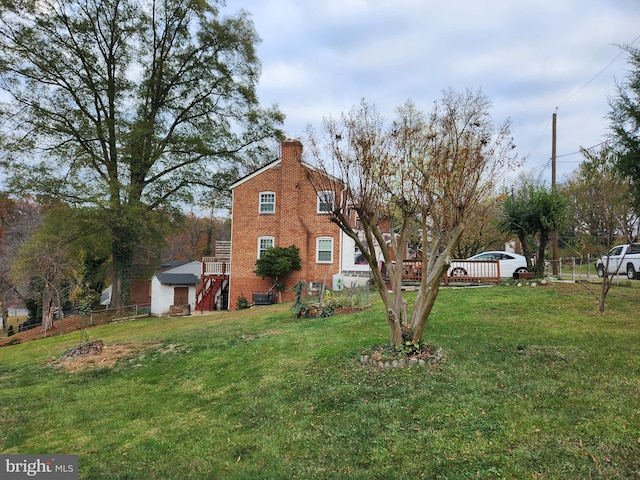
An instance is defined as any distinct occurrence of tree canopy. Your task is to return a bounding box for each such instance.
[0,0,283,307]
[561,145,638,252]
[254,245,302,292]
[609,44,640,214]
[499,184,569,277]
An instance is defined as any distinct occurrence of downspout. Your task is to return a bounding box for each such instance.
[228,189,234,310]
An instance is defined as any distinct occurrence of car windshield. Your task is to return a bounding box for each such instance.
[610,246,624,256]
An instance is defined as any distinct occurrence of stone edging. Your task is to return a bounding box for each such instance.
[359,347,443,369]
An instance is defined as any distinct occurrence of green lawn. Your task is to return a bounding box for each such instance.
[1,282,639,479]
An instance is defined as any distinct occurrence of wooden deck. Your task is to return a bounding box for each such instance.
[395,259,501,285]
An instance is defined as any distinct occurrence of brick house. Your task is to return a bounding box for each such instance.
[227,139,347,309]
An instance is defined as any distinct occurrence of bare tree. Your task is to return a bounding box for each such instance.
[567,145,640,313]
[0,197,42,322]
[307,90,519,347]
[454,195,509,259]
[10,206,79,332]
[562,145,637,253]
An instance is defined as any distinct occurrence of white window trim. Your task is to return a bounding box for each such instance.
[259,191,276,214]
[317,190,334,214]
[316,237,334,263]
[257,236,275,258]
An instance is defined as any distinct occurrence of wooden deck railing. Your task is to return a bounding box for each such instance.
[202,257,230,276]
[444,260,501,285]
[394,259,501,285]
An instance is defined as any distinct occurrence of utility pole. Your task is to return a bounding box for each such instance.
[551,112,559,276]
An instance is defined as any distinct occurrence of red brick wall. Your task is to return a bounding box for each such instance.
[229,140,341,309]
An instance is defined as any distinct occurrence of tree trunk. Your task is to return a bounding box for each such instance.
[386,308,404,346]
[519,234,532,270]
[536,231,548,277]
[109,211,140,308]
[598,255,613,313]
[410,222,465,344]
[41,286,55,332]
[111,249,133,308]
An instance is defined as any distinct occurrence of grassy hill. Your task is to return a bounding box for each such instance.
[1,282,639,479]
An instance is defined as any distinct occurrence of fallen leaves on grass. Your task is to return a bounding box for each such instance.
[48,342,159,372]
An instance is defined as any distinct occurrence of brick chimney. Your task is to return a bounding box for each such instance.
[281,139,303,169]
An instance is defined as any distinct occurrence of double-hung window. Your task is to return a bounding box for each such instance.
[259,192,276,214]
[316,237,334,263]
[258,236,274,258]
[317,191,334,214]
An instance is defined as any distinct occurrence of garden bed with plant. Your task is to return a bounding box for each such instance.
[291,281,372,318]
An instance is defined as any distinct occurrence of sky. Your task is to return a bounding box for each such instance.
[223,0,640,185]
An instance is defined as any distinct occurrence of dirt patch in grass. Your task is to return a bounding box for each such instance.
[48,341,159,373]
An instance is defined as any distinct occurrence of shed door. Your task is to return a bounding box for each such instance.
[174,287,189,305]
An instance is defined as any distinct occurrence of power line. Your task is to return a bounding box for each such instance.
[529,34,640,170]
[556,34,640,109]
[556,140,610,159]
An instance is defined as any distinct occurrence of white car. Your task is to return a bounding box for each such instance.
[449,251,529,278]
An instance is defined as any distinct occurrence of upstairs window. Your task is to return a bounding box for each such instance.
[258,236,274,258]
[316,237,334,263]
[259,192,276,214]
[317,191,335,214]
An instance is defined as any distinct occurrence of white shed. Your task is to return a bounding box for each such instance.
[150,261,202,316]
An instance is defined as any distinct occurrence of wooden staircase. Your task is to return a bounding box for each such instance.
[196,276,226,311]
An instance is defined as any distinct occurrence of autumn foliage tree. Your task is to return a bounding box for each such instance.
[453,196,509,259]
[561,145,637,253]
[307,90,520,347]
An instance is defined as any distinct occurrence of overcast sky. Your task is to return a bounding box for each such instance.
[224,0,639,184]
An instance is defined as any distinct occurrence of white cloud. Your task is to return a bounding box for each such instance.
[230,0,640,180]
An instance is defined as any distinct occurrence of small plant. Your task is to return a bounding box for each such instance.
[7,324,15,337]
[293,285,368,319]
[78,295,96,343]
[323,289,334,303]
[396,340,422,357]
[236,294,251,310]
[315,304,335,318]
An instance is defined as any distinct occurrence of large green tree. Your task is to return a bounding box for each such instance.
[0,0,283,307]
[499,184,569,277]
[609,44,640,214]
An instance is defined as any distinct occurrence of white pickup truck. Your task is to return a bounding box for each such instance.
[596,243,640,280]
